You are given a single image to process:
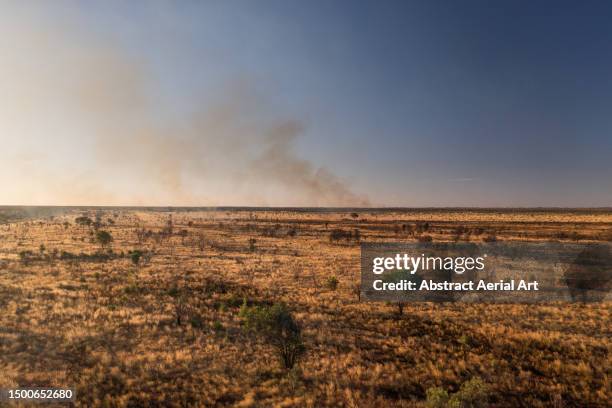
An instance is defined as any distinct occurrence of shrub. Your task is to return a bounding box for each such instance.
[60,250,75,260]
[95,230,113,248]
[416,222,430,233]
[426,377,489,408]
[449,377,489,407]
[178,229,189,244]
[482,234,497,243]
[189,314,204,329]
[19,250,34,265]
[75,216,92,227]
[329,229,352,242]
[129,250,143,265]
[240,302,305,369]
[426,387,451,408]
[326,276,339,291]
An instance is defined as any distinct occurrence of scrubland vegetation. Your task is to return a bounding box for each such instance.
[0,207,610,406]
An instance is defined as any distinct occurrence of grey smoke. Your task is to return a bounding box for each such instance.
[0,4,369,206]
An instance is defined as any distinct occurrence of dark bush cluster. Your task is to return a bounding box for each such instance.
[75,216,93,227]
[329,228,359,243]
[415,222,430,233]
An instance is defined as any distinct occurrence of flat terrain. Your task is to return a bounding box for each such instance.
[0,207,610,407]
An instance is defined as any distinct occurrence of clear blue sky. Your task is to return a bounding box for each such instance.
[1,1,611,206]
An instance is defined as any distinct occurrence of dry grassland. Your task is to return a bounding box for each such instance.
[0,208,610,407]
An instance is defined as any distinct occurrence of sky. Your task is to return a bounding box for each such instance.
[1,1,611,207]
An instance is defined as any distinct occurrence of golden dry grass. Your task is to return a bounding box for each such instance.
[0,208,610,407]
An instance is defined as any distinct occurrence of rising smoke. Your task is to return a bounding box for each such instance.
[0,4,369,207]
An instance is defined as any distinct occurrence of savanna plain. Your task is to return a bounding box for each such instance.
[0,207,610,407]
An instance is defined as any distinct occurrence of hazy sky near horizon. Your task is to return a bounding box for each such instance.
[1,1,611,206]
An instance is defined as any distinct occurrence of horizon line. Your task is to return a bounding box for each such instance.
[2,205,611,212]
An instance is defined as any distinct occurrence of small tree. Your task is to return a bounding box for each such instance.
[129,250,143,266]
[240,302,305,369]
[174,292,187,326]
[95,230,113,249]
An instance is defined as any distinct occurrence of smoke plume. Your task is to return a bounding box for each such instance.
[0,4,369,207]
